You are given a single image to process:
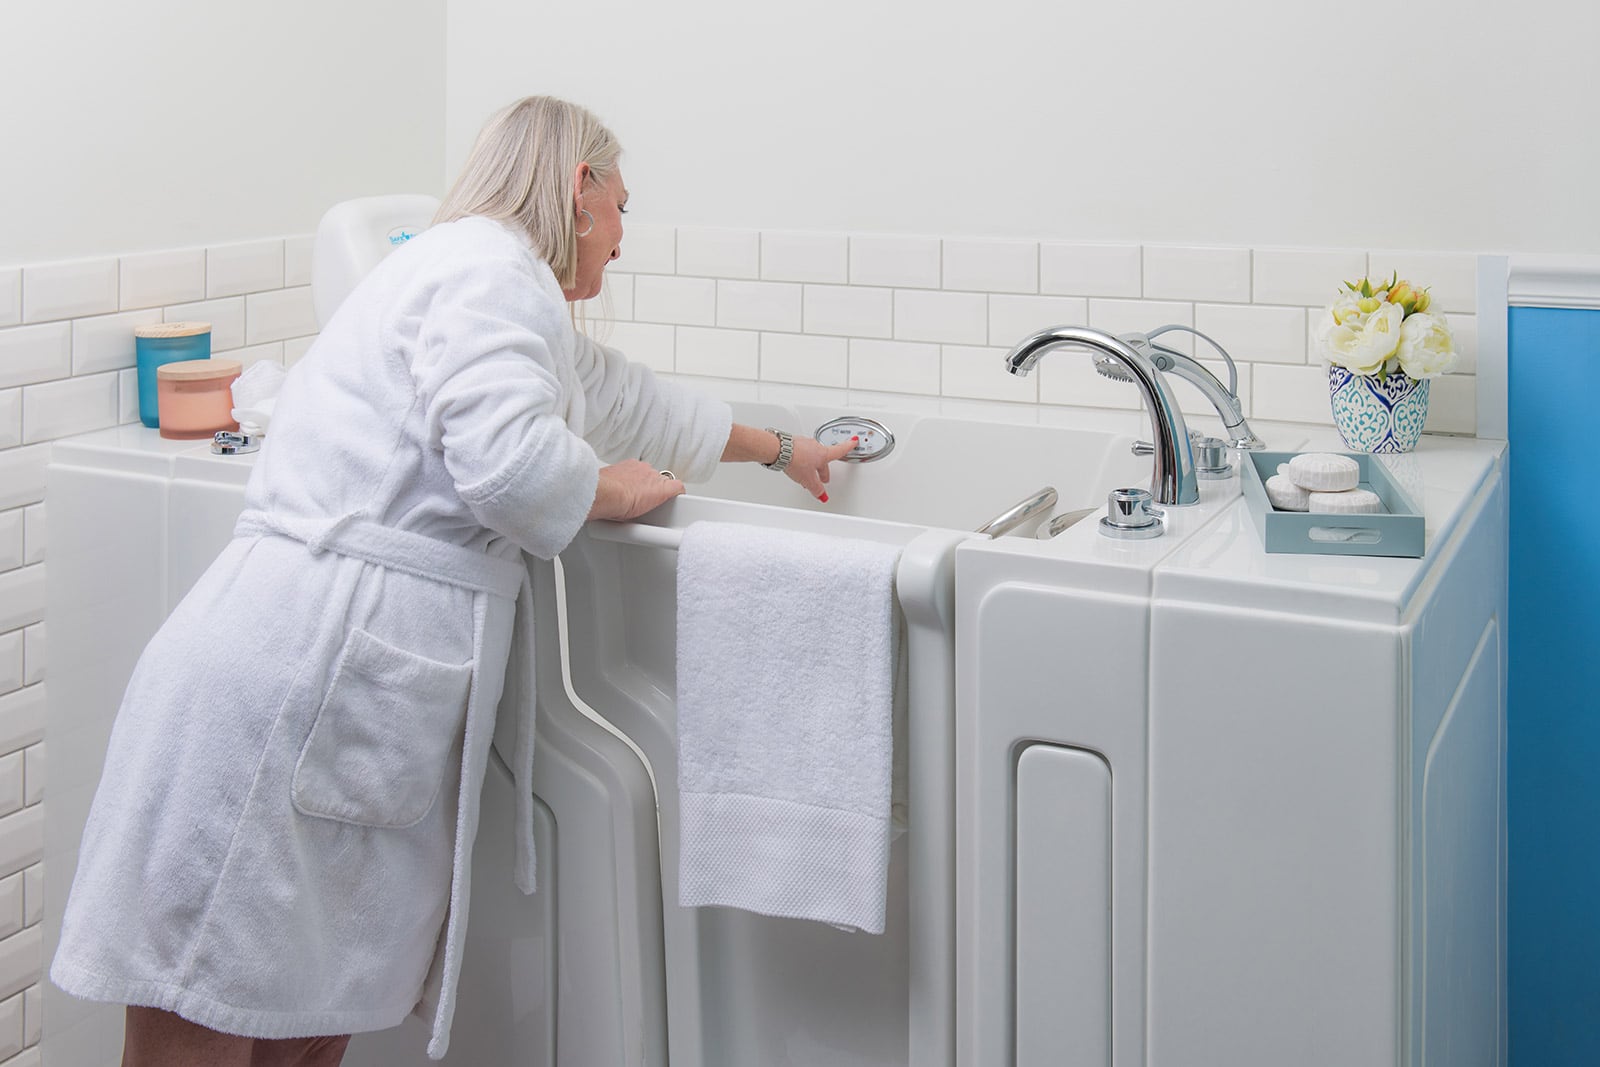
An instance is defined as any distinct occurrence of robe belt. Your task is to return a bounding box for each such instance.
[234,508,541,1056]
[235,510,526,597]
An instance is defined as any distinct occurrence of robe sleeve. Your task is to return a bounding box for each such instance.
[572,333,734,483]
[409,254,600,559]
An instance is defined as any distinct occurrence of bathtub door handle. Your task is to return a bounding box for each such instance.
[976,486,1059,538]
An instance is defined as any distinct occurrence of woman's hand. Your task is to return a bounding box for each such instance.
[782,434,857,502]
[588,460,685,521]
[720,423,856,502]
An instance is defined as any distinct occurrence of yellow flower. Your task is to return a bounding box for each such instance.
[1388,281,1419,315]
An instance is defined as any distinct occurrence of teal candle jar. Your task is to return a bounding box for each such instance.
[134,321,212,429]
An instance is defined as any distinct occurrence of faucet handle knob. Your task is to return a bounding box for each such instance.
[1131,440,1154,457]
[1194,436,1233,478]
[1099,487,1165,540]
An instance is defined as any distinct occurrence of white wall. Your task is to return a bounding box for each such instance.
[1,1,446,264]
[445,0,1600,255]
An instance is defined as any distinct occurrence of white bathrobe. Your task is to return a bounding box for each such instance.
[50,216,732,1057]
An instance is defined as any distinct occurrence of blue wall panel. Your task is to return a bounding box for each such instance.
[1508,305,1600,1066]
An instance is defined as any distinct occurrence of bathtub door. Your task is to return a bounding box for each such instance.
[556,508,964,1067]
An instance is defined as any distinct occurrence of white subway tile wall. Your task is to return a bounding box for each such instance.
[942,345,1039,404]
[1040,242,1142,298]
[165,298,247,352]
[244,288,317,346]
[205,240,284,300]
[1142,246,1252,304]
[21,261,118,325]
[0,237,320,1062]
[633,275,715,326]
[0,225,1485,1062]
[715,280,801,333]
[0,514,19,573]
[618,223,675,275]
[760,232,848,284]
[802,285,892,339]
[0,273,20,330]
[849,339,941,395]
[283,237,314,289]
[760,333,848,388]
[676,228,760,280]
[0,636,19,696]
[578,228,1478,444]
[0,326,71,391]
[849,235,941,289]
[0,395,18,452]
[892,289,987,345]
[942,240,1038,295]
[118,250,206,312]
[1088,298,1197,354]
[1252,248,1368,307]
[987,295,1089,347]
[675,326,758,379]
[70,310,162,377]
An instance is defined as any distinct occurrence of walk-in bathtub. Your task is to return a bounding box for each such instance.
[43,400,1152,1067]
[502,400,1154,1067]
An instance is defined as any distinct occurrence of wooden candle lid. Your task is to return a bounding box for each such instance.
[134,321,212,339]
[156,358,243,381]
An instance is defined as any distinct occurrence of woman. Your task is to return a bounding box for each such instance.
[50,95,854,1066]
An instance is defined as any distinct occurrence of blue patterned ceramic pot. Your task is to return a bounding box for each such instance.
[1328,365,1431,453]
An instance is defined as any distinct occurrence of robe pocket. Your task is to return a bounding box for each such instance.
[292,626,475,829]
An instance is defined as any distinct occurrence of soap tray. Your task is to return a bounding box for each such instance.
[1239,451,1425,558]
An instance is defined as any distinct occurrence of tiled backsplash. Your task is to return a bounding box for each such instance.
[0,224,1481,1063]
[583,225,1480,436]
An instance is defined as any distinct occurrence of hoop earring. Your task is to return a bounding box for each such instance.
[575,209,595,238]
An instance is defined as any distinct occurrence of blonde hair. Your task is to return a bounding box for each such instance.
[434,96,622,291]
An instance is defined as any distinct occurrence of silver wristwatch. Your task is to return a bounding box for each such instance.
[762,428,794,473]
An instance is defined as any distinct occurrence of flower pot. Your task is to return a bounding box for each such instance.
[1328,365,1431,453]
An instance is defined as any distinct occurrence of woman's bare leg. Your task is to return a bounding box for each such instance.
[122,1006,252,1067]
[250,1034,352,1067]
[122,1007,351,1067]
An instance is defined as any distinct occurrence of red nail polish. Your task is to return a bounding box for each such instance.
[819,493,829,503]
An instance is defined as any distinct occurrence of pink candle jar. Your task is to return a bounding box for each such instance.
[156,358,242,440]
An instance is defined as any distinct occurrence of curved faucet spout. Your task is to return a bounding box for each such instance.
[1004,325,1199,505]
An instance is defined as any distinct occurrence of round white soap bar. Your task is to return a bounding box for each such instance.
[1265,473,1310,512]
[1287,452,1360,491]
[1308,487,1383,514]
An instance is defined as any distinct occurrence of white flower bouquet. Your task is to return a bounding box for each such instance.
[1314,274,1459,380]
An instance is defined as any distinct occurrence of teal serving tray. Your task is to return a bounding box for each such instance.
[1239,451,1426,558]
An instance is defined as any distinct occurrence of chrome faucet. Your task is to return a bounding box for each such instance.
[1004,325,1199,506]
[1094,326,1266,451]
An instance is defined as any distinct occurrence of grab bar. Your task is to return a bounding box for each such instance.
[975,486,1058,538]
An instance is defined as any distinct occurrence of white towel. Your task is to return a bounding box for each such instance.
[230,359,288,435]
[676,520,901,934]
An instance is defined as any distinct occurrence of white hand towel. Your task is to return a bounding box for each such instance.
[676,520,901,934]
[230,360,288,435]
